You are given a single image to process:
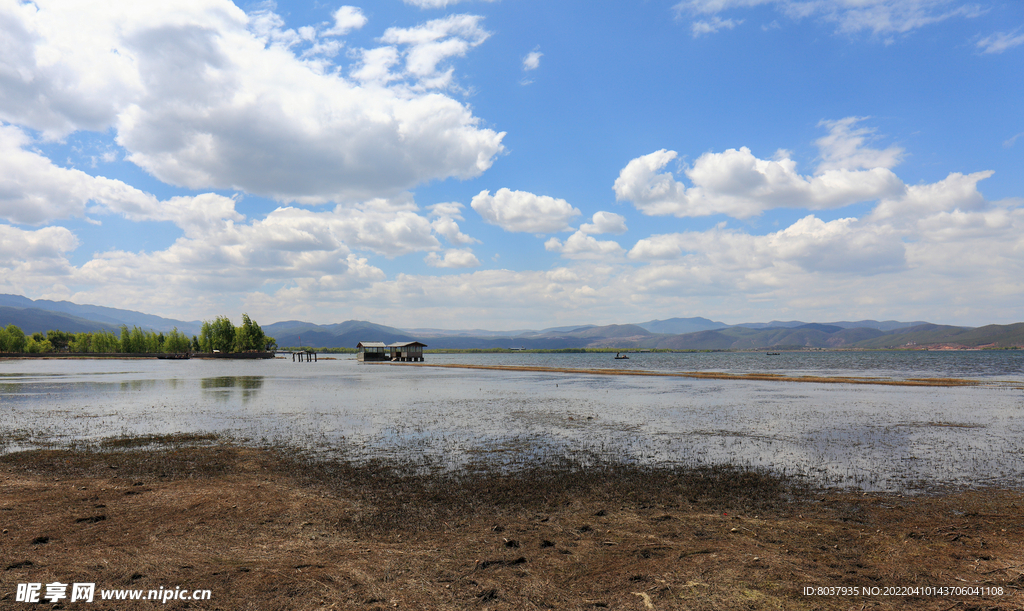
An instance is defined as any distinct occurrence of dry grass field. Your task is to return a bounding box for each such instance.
[2,440,1022,610]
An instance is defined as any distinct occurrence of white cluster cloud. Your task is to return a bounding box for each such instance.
[0,224,78,261]
[580,211,628,235]
[869,171,991,224]
[0,124,246,230]
[471,188,580,233]
[367,14,492,90]
[675,0,983,37]
[425,248,480,268]
[13,193,468,313]
[428,202,479,245]
[544,232,625,259]
[0,0,505,204]
[629,216,905,275]
[616,119,1018,314]
[615,148,904,219]
[0,224,78,300]
[614,117,906,218]
[325,6,368,36]
[545,211,628,259]
[617,152,1024,324]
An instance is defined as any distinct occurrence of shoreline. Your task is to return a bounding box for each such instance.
[398,362,1007,388]
[0,351,277,360]
[2,442,1021,610]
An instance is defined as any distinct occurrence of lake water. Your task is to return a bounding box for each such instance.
[1,351,1022,492]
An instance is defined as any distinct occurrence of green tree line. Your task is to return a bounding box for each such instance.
[0,314,274,354]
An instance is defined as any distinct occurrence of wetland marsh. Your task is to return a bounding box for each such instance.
[2,351,1022,492]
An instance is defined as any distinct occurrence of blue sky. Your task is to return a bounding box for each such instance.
[1,0,1022,329]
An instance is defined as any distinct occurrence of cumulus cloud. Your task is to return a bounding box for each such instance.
[7,157,1022,327]
[675,0,982,38]
[614,118,907,218]
[579,211,628,235]
[628,216,905,275]
[545,232,625,259]
[0,124,247,230]
[374,14,491,89]
[428,202,479,245]
[0,224,78,260]
[618,164,1024,324]
[977,29,1024,54]
[868,170,992,224]
[324,6,367,36]
[0,1,505,203]
[3,187,460,314]
[471,188,581,233]
[614,145,904,219]
[424,248,480,268]
[3,195,463,314]
[0,224,79,299]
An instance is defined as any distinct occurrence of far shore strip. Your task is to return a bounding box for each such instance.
[397,362,1012,388]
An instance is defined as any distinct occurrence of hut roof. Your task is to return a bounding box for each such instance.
[388,341,427,348]
[357,341,388,348]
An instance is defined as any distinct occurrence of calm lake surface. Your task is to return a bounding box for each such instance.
[2,351,1022,492]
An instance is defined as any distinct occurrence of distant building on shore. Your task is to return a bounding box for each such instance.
[356,341,388,362]
[357,341,427,362]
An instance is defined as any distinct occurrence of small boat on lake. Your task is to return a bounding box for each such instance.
[614,352,629,359]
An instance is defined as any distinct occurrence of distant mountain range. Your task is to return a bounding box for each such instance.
[0,294,201,335]
[1,293,1022,350]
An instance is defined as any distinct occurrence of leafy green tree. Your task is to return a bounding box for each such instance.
[131,326,147,353]
[0,324,27,353]
[119,325,132,353]
[46,330,74,352]
[210,316,236,352]
[199,321,213,352]
[191,335,200,352]
[94,330,119,353]
[69,332,92,353]
[234,313,268,352]
[164,328,190,353]
[25,337,53,353]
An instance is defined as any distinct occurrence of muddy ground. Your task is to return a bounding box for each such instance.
[1,442,1022,610]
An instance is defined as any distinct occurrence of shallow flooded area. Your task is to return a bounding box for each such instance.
[2,352,1022,491]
